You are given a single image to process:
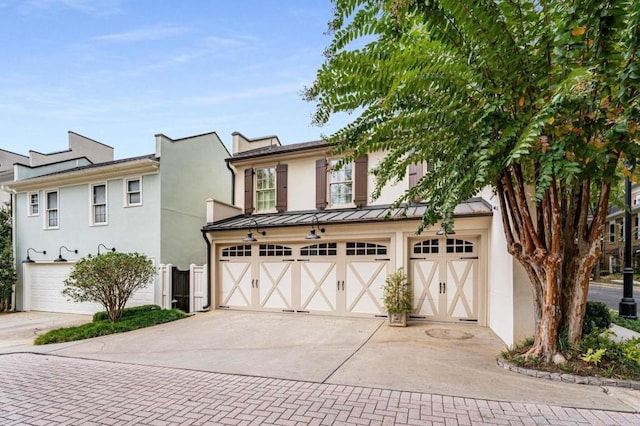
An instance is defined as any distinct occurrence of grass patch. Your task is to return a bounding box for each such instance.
[612,313,640,334]
[35,305,188,345]
[595,273,640,285]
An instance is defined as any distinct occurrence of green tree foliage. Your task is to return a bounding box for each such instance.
[63,252,155,323]
[0,204,16,311]
[307,0,640,361]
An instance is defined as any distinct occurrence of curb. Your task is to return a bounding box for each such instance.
[496,357,640,390]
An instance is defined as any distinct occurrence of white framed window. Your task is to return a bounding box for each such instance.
[256,167,276,212]
[44,190,59,229]
[91,183,107,225]
[329,159,353,206]
[609,222,615,243]
[125,177,142,207]
[28,192,39,216]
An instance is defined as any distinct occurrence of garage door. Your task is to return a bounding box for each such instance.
[218,240,390,317]
[26,263,155,314]
[410,237,479,322]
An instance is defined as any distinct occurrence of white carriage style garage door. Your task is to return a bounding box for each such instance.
[218,240,390,317]
[25,262,155,314]
[410,236,480,322]
[26,263,102,314]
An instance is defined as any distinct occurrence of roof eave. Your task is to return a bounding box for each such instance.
[5,158,159,192]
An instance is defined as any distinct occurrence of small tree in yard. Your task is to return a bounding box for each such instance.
[63,252,155,323]
[0,204,16,312]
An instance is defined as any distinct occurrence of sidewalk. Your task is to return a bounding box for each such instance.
[1,352,639,425]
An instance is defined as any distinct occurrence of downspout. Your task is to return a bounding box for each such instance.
[201,230,212,310]
[226,159,235,205]
[9,190,16,311]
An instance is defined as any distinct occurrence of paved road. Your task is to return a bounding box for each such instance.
[589,283,640,310]
[1,353,638,426]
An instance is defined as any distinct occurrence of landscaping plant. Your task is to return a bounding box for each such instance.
[62,252,155,323]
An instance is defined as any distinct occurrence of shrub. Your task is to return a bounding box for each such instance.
[582,301,612,336]
[63,252,155,323]
[382,268,412,314]
[92,304,160,322]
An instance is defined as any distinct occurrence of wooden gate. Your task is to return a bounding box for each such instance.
[171,267,190,312]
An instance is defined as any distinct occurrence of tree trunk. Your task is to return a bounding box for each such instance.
[497,169,610,362]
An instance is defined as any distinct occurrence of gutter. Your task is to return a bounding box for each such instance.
[201,230,212,310]
[225,159,235,205]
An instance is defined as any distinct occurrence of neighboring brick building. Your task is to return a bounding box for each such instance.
[601,182,640,274]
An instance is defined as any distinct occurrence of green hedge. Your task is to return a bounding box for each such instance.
[92,304,161,322]
[36,306,187,345]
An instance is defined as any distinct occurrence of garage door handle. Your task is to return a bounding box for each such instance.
[341,281,345,291]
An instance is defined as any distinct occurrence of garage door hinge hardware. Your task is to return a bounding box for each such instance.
[283,259,295,262]
[375,258,390,261]
[410,257,426,260]
[459,319,478,322]
[374,315,388,318]
[297,259,309,262]
[282,309,295,313]
[296,310,310,314]
[460,256,478,260]
[219,259,229,262]
[219,305,229,309]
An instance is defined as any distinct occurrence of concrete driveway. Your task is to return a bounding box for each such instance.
[4,310,640,412]
[0,311,91,349]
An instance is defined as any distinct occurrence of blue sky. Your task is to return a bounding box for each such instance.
[0,0,348,159]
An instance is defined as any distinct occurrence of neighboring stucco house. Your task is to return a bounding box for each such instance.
[0,148,29,206]
[601,182,640,274]
[202,132,534,346]
[4,131,230,314]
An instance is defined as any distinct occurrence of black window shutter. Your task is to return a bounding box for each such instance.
[276,164,288,213]
[354,154,368,208]
[316,159,328,210]
[244,168,254,214]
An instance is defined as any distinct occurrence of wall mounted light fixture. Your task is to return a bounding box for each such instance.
[23,248,46,263]
[305,214,326,240]
[97,244,116,255]
[54,246,78,262]
[436,224,456,236]
[243,219,266,242]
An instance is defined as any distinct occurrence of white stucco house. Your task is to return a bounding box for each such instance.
[4,131,231,315]
[202,133,534,346]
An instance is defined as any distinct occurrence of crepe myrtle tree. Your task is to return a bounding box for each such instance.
[63,252,155,323]
[305,0,640,362]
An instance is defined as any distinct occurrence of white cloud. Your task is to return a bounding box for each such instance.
[188,81,307,106]
[92,25,189,43]
[20,0,124,16]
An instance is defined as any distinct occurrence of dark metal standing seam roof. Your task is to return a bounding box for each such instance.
[202,198,493,232]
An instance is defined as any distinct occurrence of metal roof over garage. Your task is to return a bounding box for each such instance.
[203,198,492,231]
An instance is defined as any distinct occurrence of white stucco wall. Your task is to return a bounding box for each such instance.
[232,149,412,212]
